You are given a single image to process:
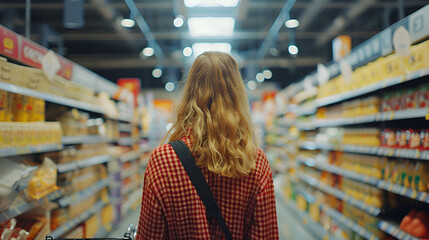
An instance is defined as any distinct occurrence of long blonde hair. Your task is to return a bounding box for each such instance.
[165,51,257,177]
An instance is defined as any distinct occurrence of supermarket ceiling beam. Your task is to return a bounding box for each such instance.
[68,56,326,69]
[57,30,378,41]
[1,1,426,10]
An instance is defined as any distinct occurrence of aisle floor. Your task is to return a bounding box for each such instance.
[107,196,316,240]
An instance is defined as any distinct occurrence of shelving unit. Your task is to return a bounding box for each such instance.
[57,155,112,173]
[274,5,429,240]
[57,178,109,207]
[0,144,63,157]
[62,135,114,145]
[48,200,107,239]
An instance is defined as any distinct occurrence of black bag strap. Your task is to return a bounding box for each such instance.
[169,140,233,240]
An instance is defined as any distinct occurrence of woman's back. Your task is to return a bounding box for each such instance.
[137,135,278,240]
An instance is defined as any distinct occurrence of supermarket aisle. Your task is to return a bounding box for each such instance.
[107,208,140,238]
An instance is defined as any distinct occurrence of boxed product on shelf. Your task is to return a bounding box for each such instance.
[0,122,62,148]
[337,153,386,179]
[82,214,99,238]
[381,84,429,113]
[0,217,46,240]
[381,128,429,150]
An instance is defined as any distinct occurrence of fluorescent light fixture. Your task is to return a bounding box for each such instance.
[285,19,299,28]
[142,47,154,57]
[263,69,272,79]
[173,16,184,28]
[165,82,175,92]
[188,17,235,37]
[192,43,231,58]
[184,0,239,7]
[256,73,265,82]
[152,68,163,78]
[183,47,193,57]
[288,45,299,55]
[120,18,135,28]
[247,80,257,90]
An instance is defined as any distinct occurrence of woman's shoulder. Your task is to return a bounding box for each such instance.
[253,148,271,176]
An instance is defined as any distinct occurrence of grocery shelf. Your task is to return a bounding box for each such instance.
[297,104,317,117]
[0,81,105,114]
[376,180,429,204]
[296,157,429,204]
[58,178,109,207]
[296,122,317,131]
[0,190,63,222]
[62,135,114,145]
[313,108,428,127]
[119,150,141,163]
[297,157,379,186]
[321,205,380,240]
[57,154,112,173]
[121,168,138,179]
[297,141,429,161]
[48,200,106,239]
[118,137,137,146]
[118,123,132,132]
[0,144,63,157]
[316,68,429,108]
[378,220,420,240]
[94,227,109,238]
[297,172,382,216]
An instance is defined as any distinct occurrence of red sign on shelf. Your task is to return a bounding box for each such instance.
[20,38,48,69]
[0,25,19,60]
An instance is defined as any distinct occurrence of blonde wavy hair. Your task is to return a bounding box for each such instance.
[165,51,257,177]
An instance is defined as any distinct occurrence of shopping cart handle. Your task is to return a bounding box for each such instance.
[125,224,137,240]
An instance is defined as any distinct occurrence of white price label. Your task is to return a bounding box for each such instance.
[317,63,330,86]
[339,60,353,82]
[393,26,411,56]
[42,50,61,80]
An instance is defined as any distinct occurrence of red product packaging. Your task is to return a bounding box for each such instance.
[382,129,396,147]
[381,95,391,112]
[404,89,418,110]
[391,92,402,112]
[397,129,408,148]
[408,129,421,149]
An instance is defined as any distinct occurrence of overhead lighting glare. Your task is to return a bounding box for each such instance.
[188,17,235,37]
[120,18,135,28]
[288,45,299,55]
[142,47,154,57]
[184,0,239,7]
[263,69,272,79]
[165,82,175,92]
[192,43,231,58]
[173,16,184,28]
[152,68,163,78]
[256,73,265,82]
[285,19,299,28]
[183,47,193,57]
[247,80,257,90]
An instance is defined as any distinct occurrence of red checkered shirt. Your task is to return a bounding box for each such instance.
[136,135,279,240]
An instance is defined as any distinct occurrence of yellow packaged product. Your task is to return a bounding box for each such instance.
[403,40,429,73]
[0,89,9,121]
[83,215,99,238]
[0,122,12,148]
[413,162,429,192]
[101,205,114,228]
[12,94,30,122]
[381,54,405,79]
[28,97,45,122]
[26,157,59,200]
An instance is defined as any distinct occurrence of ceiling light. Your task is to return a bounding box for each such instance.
[256,73,265,82]
[173,16,184,28]
[285,19,299,28]
[152,68,163,78]
[165,82,175,92]
[192,43,231,58]
[263,70,272,79]
[288,45,299,55]
[269,47,278,56]
[142,47,154,57]
[183,47,193,57]
[184,0,239,7]
[247,80,257,90]
[188,17,235,37]
[120,18,135,28]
